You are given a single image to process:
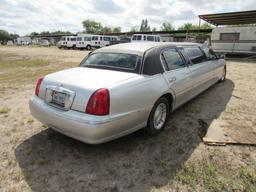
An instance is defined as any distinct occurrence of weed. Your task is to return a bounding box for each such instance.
[0,107,10,114]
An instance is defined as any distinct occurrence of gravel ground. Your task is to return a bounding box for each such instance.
[0,46,255,192]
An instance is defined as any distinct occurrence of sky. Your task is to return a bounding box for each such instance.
[0,0,256,35]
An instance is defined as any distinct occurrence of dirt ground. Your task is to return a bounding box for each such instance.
[0,46,255,192]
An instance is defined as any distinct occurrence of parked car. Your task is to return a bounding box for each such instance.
[131,34,162,42]
[29,42,226,144]
[39,39,50,46]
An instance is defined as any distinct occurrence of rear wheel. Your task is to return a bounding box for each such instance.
[146,97,169,135]
[86,45,92,50]
[219,65,226,82]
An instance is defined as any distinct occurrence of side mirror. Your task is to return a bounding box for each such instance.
[218,54,225,59]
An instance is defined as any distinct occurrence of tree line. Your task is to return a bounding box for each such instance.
[82,19,213,33]
[0,18,213,43]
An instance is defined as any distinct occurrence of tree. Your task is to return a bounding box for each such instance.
[200,23,213,29]
[130,26,139,32]
[151,27,157,32]
[82,19,121,33]
[161,22,175,31]
[112,27,121,33]
[30,32,39,36]
[40,31,51,35]
[102,26,112,33]
[0,29,11,43]
[178,22,213,30]
[50,31,72,35]
[139,19,151,32]
[178,23,197,30]
[82,19,103,33]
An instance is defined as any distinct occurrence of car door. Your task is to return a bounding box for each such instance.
[161,47,193,108]
[182,46,215,96]
[201,46,222,82]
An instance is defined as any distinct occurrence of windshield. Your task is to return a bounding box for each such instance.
[81,52,140,71]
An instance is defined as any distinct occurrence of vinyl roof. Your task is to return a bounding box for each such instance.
[199,10,256,26]
[94,42,200,56]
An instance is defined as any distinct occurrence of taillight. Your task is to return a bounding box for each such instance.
[35,77,44,96]
[86,88,110,116]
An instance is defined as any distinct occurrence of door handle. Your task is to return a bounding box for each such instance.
[168,77,176,83]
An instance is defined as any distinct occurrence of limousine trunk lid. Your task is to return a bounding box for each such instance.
[39,67,138,112]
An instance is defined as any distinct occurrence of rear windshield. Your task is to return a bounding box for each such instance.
[81,53,139,71]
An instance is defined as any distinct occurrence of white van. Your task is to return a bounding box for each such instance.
[131,34,161,42]
[211,26,256,54]
[58,36,77,49]
[76,34,93,50]
[91,35,118,48]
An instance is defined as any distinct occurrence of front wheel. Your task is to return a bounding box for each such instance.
[146,97,169,135]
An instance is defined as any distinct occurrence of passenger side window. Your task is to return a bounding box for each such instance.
[161,49,185,70]
[92,36,98,41]
[147,36,154,41]
[201,47,217,60]
[184,47,207,64]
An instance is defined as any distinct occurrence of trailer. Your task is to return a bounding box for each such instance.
[211,26,256,54]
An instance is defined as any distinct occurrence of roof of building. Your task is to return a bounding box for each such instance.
[199,10,256,26]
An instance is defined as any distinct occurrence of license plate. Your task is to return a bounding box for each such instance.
[51,91,66,107]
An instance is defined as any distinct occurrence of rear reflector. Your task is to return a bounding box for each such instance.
[86,88,110,116]
[35,77,44,96]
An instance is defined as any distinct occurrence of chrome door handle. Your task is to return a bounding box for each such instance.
[168,77,176,82]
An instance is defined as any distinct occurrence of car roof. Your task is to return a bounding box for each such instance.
[94,42,202,56]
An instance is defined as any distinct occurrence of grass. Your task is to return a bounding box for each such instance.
[0,107,10,114]
[0,59,49,68]
[175,159,256,192]
[0,52,77,93]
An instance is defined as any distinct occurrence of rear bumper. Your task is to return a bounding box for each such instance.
[29,96,145,144]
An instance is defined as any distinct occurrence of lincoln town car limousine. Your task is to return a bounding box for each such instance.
[29,42,226,144]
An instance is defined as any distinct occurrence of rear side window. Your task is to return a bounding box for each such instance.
[184,47,207,64]
[92,36,98,41]
[162,49,185,70]
[137,35,142,40]
[104,37,110,41]
[84,36,91,41]
[147,36,154,41]
[77,37,82,41]
[132,35,137,40]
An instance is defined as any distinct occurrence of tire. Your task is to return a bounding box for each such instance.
[146,97,170,135]
[86,45,92,50]
[219,65,226,82]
